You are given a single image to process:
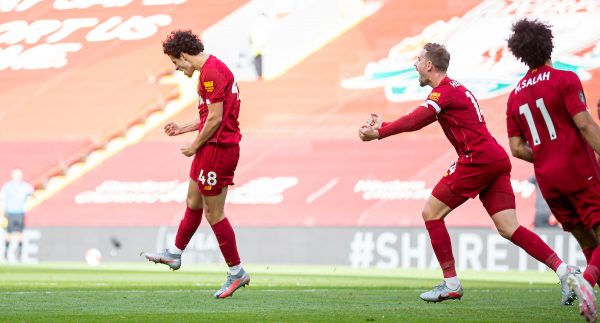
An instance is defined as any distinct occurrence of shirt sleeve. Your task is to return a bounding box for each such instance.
[202,68,228,105]
[378,105,437,139]
[562,71,588,117]
[506,98,523,138]
[423,90,446,114]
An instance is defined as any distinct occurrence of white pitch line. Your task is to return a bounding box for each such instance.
[305,178,339,204]
[0,290,196,295]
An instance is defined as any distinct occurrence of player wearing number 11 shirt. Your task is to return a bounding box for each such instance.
[507,19,600,322]
[359,43,575,306]
[142,30,249,299]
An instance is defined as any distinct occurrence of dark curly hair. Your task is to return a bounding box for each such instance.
[424,43,450,72]
[507,19,553,69]
[162,30,204,58]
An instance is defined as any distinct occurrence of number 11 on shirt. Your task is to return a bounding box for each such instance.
[519,98,557,146]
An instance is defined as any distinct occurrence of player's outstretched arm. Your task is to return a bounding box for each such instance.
[377,105,436,139]
[509,136,533,162]
[164,117,200,136]
[573,110,600,155]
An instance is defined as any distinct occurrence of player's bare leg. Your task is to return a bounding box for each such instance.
[142,180,204,271]
[204,187,250,298]
[492,209,579,305]
[14,232,23,262]
[3,232,11,261]
[420,195,463,302]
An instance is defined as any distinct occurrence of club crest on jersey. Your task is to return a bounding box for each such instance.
[428,92,441,102]
[203,81,214,93]
[444,162,457,177]
[203,185,212,191]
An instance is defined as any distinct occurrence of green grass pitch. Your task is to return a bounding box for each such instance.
[0,263,589,322]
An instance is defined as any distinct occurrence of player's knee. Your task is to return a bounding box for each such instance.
[422,208,441,221]
[495,223,517,239]
[186,200,202,210]
[497,228,512,239]
[491,209,519,239]
[421,209,430,221]
[186,196,202,210]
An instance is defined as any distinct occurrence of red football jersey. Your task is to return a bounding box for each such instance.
[197,55,241,145]
[506,65,600,198]
[425,77,508,163]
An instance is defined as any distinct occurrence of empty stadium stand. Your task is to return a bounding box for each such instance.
[3,0,600,230]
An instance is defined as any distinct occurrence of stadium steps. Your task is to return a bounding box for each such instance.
[24,72,195,211]
[0,0,248,210]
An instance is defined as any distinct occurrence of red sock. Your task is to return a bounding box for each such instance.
[425,219,456,278]
[211,217,241,266]
[510,226,562,271]
[174,207,203,250]
[583,247,596,264]
[583,247,600,286]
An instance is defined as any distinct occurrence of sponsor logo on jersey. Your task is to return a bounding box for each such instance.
[203,81,214,93]
[428,92,441,101]
[203,185,212,191]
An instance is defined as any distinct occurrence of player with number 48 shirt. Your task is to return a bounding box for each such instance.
[507,19,600,322]
[359,42,576,307]
[142,30,249,299]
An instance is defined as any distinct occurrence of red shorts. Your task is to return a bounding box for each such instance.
[189,143,240,196]
[546,183,600,232]
[431,158,516,215]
